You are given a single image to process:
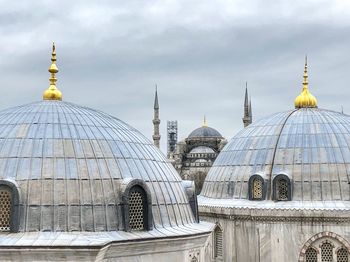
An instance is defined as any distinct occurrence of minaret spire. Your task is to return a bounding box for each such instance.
[152,85,161,148]
[43,42,62,101]
[242,82,252,127]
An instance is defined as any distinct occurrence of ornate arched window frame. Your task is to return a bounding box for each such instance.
[298,231,350,262]
[0,179,20,233]
[272,173,292,201]
[121,178,153,232]
[248,173,267,200]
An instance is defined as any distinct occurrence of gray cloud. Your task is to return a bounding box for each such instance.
[0,0,350,152]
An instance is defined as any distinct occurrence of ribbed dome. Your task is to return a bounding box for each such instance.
[0,101,195,232]
[188,126,222,139]
[201,108,350,201]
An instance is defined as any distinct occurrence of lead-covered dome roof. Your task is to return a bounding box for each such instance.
[0,100,195,232]
[188,126,222,139]
[201,108,350,201]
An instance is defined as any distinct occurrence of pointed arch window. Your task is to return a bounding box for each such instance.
[214,225,223,259]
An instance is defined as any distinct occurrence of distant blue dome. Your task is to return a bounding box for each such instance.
[188,126,222,139]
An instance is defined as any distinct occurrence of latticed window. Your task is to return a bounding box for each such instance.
[252,178,263,200]
[129,186,147,231]
[321,242,334,262]
[305,247,318,262]
[0,188,12,231]
[337,247,349,262]
[214,226,223,258]
[277,178,288,200]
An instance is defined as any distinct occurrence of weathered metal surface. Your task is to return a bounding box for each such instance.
[0,100,195,232]
[201,108,350,202]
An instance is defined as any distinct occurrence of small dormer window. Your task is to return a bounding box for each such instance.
[0,187,12,232]
[273,174,292,201]
[0,180,19,233]
[248,174,265,200]
[252,178,263,200]
[276,179,288,201]
[129,186,147,230]
[122,179,153,232]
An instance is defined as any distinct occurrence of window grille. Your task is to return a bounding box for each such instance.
[214,226,223,258]
[321,242,333,262]
[252,178,263,199]
[337,247,349,262]
[129,186,146,230]
[305,247,317,262]
[277,179,288,200]
[0,189,11,231]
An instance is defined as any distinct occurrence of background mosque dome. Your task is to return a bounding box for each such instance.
[201,108,350,201]
[188,126,222,139]
[0,100,195,232]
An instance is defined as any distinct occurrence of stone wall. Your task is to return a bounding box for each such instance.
[200,209,350,262]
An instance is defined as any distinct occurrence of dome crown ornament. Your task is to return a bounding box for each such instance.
[202,115,208,127]
[43,43,62,101]
[294,56,317,108]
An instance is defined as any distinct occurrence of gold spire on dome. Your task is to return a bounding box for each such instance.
[202,116,208,127]
[43,43,62,101]
[294,56,317,108]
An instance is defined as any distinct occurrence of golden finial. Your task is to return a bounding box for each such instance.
[43,42,62,101]
[202,115,208,127]
[294,56,317,108]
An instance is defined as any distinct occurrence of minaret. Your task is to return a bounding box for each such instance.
[152,86,161,148]
[242,82,252,127]
[43,43,62,101]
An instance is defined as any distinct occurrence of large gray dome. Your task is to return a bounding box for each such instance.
[0,101,195,232]
[201,108,350,201]
[188,126,222,139]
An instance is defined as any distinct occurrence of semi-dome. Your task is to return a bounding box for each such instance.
[189,146,216,154]
[201,107,350,201]
[0,100,195,232]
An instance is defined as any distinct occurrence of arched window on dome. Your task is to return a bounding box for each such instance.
[0,180,19,233]
[122,179,153,232]
[273,174,292,201]
[248,174,266,200]
[305,247,317,262]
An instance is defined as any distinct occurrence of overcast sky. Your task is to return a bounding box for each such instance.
[1,0,350,152]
